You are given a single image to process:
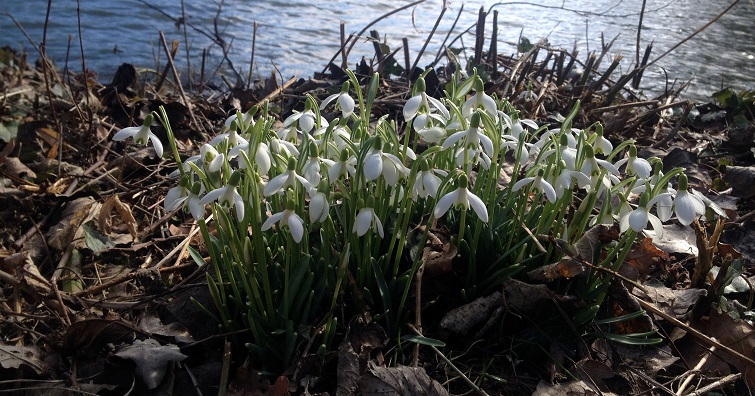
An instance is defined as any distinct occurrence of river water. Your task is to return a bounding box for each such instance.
[2,0,753,100]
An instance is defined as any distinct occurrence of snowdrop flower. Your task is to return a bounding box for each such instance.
[200,144,225,174]
[553,162,592,198]
[301,143,335,187]
[619,190,665,237]
[262,199,305,243]
[580,146,620,184]
[309,181,331,223]
[512,169,557,203]
[209,123,249,149]
[320,81,356,119]
[200,170,245,221]
[328,149,357,183]
[229,141,273,176]
[615,145,652,179]
[417,125,448,145]
[283,101,320,134]
[433,174,488,222]
[500,134,531,163]
[500,111,538,141]
[411,159,444,200]
[442,113,494,162]
[263,157,311,196]
[462,76,497,120]
[353,197,384,238]
[403,76,449,121]
[112,113,163,158]
[165,179,205,220]
[591,126,613,155]
[222,109,254,132]
[673,173,705,225]
[363,139,409,187]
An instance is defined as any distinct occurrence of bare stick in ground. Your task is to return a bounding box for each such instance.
[158,31,203,133]
[248,21,258,90]
[321,0,426,75]
[409,0,447,76]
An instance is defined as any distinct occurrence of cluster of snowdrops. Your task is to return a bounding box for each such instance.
[112,69,705,368]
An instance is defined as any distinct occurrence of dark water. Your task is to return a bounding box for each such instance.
[2,0,754,100]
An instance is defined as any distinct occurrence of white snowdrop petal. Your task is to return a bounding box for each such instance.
[467,191,489,222]
[288,214,304,242]
[628,209,649,233]
[112,127,139,141]
[433,190,457,219]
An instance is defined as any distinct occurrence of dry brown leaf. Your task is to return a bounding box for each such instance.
[688,309,755,388]
[626,238,670,276]
[0,344,50,375]
[2,156,37,180]
[99,194,138,240]
[440,291,502,335]
[360,362,449,396]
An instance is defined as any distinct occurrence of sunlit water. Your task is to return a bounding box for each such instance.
[2,0,753,100]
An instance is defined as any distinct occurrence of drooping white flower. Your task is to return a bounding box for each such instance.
[283,107,319,134]
[673,173,706,225]
[403,76,449,121]
[500,111,538,141]
[591,126,613,155]
[261,200,305,243]
[619,191,666,237]
[462,76,497,120]
[301,143,335,187]
[309,183,330,223]
[263,157,311,196]
[222,109,254,132]
[199,170,245,221]
[208,125,249,149]
[229,141,273,175]
[320,81,356,119]
[512,169,557,203]
[165,179,206,220]
[199,143,226,174]
[433,174,488,222]
[553,166,592,198]
[363,140,409,187]
[328,149,357,183]
[112,113,164,158]
[411,159,445,200]
[615,145,652,179]
[442,113,494,167]
[353,198,384,238]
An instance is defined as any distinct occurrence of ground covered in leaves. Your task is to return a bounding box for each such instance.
[2,42,755,395]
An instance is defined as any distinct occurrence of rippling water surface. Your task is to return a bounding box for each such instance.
[3,0,754,100]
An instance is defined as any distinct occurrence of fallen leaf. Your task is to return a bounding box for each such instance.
[2,156,36,179]
[440,291,502,335]
[647,223,698,256]
[0,344,49,375]
[62,318,135,356]
[99,194,138,240]
[634,280,705,318]
[137,310,196,344]
[610,343,678,377]
[360,362,449,396]
[114,338,187,390]
[532,379,618,396]
[685,309,755,388]
[626,238,670,276]
[574,359,614,393]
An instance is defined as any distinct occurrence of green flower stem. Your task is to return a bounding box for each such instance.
[157,106,185,178]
